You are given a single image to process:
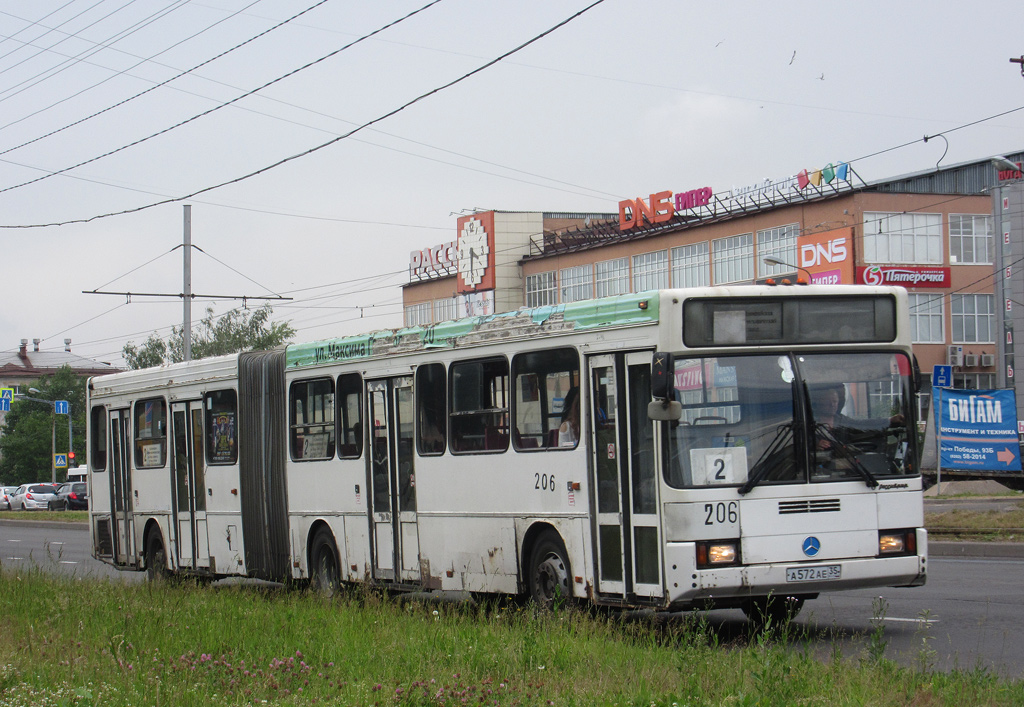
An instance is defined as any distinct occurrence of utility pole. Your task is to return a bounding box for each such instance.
[183,204,192,362]
[83,206,291,356]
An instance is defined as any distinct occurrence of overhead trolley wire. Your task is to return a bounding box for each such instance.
[0,0,448,196]
[0,0,609,228]
[0,0,330,150]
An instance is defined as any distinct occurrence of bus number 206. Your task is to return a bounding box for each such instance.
[704,501,738,526]
[535,473,556,492]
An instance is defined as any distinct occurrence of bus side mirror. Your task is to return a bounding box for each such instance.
[649,351,682,421]
[648,399,682,421]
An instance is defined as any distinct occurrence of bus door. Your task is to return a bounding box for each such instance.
[366,377,420,583]
[108,409,135,565]
[171,401,210,570]
[588,352,663,601]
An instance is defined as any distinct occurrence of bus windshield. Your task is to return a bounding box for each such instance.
[664,351,916,490]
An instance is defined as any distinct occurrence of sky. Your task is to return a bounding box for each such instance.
[1,0,1023,368]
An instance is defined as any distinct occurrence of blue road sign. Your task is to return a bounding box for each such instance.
[54,453,67,469]
[0,388,12,400]
[55,400,69,415]
[0,399,9,412]
[932,365,953,388]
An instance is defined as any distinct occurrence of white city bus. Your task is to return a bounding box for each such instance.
[87,285,926,620]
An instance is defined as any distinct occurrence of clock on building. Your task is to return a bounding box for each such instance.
[457,218,490,289]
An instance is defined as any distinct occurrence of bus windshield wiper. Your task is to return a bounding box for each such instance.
[738,423,794,496]
[816,424,879,489]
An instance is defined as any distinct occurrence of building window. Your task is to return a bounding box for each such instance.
[952,294,995,343]
[955,373,996,390]
[949,214,993,265]
[404,302,432,327]
[632,250,668,292]
[863,212,942,264]
[908,293,944,343]
[526,271,557,307]
[559,265,593,303]
[757,224,799,277]
[712,233,754,284]
[595,257,630,298]
[671,242,709,288]
[433,298,457,322]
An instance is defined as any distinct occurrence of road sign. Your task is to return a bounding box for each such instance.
[0,388,12,400]
[0,399,9,412]
[55,400,69,415]
[54,453,67,469]
[932,365,953,388]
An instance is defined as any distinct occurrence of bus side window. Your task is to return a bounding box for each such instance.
[337,373,363,459]
[134,397,167,468]
[416,363,446,455]
[289,378,335,461]
[511,347,580,451]
[205,389,238,465]
[90,404,107,471]
[450,357,509,454]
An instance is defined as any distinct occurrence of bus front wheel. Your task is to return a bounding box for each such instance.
[310,528,341,597]
[528,532,571,610]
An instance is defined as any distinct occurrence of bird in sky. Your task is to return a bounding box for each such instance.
[789,50,796,65]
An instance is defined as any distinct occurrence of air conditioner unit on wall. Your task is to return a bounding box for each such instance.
[982,353,996,367]
[947,345,963,366]
[964,354,978,367]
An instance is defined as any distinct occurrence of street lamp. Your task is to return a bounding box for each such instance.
[14,389,72,484]
[762,255,813,283]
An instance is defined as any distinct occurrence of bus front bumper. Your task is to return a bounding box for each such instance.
[665,544,927,608]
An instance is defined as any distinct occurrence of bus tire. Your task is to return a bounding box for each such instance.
[742,595,805,626]
[527,532,571,610]
[310,528,341,597]
[145,530,170,582]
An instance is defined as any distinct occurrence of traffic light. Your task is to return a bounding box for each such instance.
[68,451,76,464]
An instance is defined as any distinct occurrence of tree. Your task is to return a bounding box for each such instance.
[0,366,86,486]
[122,304,295,370]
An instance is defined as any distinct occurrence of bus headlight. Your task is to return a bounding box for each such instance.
[878,529,916,556]
[696,540,740,568]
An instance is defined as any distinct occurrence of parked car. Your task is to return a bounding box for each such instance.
[1,486,18,510]
[9,483,59,511]
[48,482,88,511]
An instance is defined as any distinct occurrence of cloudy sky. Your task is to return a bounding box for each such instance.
[1,0,1023,367]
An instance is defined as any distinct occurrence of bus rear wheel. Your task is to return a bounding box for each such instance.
[528,532,571,610]
[145,531,170,582]
[310,528,341,597]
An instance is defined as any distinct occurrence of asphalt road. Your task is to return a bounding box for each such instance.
[2,518,1022,675]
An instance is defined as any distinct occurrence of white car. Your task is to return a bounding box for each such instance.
[1,486,18,510]
[9,483,59,511]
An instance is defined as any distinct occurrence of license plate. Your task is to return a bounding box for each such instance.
[786,564,841,582]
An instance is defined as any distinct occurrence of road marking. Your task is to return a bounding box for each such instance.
[884,617,939,624]
[59,560,77,565]
[7,556,23,560]
[7,539,21,542]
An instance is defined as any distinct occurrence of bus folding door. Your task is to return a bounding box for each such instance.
[366,377,420,583]
[171,401,211,570]
[588,352,663,601]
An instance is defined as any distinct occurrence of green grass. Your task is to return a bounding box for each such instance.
[925,503,1024,541]
[0,510,88,523]
[0,570,1020,706]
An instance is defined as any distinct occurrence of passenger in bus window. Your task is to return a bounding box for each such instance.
[558,387,580,447]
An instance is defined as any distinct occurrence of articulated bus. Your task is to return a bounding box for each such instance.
[87,286,926,620]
